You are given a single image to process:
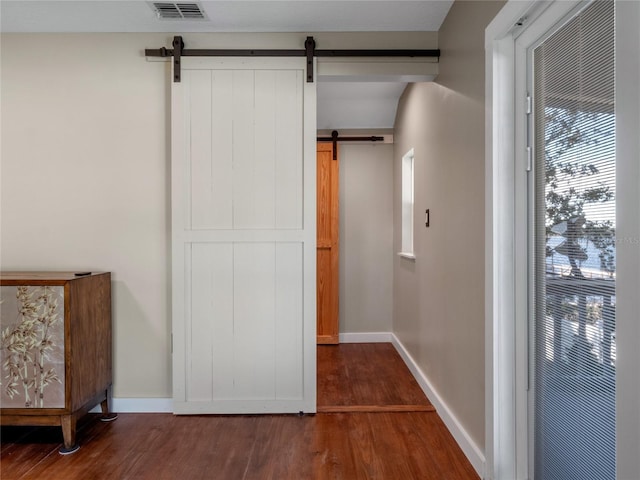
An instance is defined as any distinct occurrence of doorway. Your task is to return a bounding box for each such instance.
[487,1,640,477]
[316,136,395,345]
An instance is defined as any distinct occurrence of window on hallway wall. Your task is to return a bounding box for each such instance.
[399,148,415,259]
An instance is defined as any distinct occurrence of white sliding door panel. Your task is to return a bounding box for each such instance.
[275,242,304,399]
[172,57,316,414]
[232,70,260,230]
[192,70,235,230]
[251,72,278,230]
[189,70,213,230]
[274,71,304,230]
[189,243,235,402]
[233,242,277,399]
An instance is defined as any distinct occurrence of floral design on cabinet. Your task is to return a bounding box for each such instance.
[0,286,65,408]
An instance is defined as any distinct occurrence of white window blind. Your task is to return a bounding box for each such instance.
[533,1,615,479]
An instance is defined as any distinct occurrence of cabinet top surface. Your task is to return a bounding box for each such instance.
[0,272,110,284]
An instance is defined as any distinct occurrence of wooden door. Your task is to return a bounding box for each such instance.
[317,142,339,344]
[171,57,317,414]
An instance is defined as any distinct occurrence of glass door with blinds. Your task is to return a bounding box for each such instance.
[530,1,615,479]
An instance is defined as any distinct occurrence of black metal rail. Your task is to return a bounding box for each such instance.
[317,131,385,160]
[145,36,440,83]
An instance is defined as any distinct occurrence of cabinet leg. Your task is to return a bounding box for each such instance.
[59,414,80,455]
[100,389,118,422]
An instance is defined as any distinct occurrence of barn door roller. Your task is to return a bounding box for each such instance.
[145,36,440,83]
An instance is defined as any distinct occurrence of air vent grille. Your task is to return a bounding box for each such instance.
[151,2,206,20]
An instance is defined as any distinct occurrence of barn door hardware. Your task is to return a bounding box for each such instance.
[331,130,338,159]
[305,36,315,83]
[317,130,385,160]
[172,36,184,83]
[145,36,440,83]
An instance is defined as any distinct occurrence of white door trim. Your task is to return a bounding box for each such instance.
[485,3,587,478]
[485,2,583,479]
[485,4,535,478]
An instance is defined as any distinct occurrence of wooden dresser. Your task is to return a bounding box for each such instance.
[0,272,116,454]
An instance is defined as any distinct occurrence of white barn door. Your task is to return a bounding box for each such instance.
[171,57,316,414]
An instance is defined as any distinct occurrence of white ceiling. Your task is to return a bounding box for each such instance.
[1,1,453,33]
[1,0,452,129]
[317,81,409,130]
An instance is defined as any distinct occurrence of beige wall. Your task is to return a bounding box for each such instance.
[1,34,171,398]
[0,32,429,399]
[393,0,504,452]
[339,143,394,333]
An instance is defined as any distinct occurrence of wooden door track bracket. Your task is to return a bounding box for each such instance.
[146,36,440,83]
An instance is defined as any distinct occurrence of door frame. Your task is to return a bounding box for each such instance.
[485,1,640,479]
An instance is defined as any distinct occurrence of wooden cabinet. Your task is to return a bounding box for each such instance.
[0,272,115,453]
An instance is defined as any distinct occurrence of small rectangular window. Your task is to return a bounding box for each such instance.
[399,148,415,259]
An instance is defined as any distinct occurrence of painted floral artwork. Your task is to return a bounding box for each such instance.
[0,286,65,408]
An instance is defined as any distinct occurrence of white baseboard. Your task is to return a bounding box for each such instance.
[339,332,393,343]
[390,333,486,478]
[89,397,173,413]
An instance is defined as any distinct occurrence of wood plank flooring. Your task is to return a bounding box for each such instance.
[1,343,479,480]
[317,343,435,412]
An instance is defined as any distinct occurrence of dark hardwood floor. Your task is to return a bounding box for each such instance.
[317,343,434,412]
[1,343,479,480]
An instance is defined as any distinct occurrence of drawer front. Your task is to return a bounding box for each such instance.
[1,286,65,408]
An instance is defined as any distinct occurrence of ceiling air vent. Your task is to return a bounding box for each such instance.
[150,2,207,20]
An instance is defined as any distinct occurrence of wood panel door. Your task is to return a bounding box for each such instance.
[317,142,339,344]
[171,57,317,414]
